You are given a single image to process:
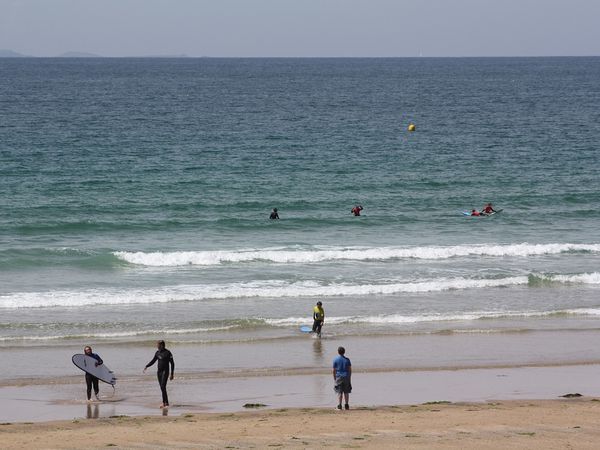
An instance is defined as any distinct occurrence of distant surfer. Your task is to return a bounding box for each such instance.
[270,208,279,220]
[351,205,363,216]
[481,203,496,215]
[83,346,103,402]
[333,346,352,410]
[312,301,325,338]
[143,340,175,409]
[470,209,481,216]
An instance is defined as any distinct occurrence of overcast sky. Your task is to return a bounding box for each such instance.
[1,0,599,57]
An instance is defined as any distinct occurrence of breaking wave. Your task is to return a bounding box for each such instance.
[114,243,600,267]
[1,272,598,309]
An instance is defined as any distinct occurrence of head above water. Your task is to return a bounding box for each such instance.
[338,346,345,355]
[157,340,165,350]
[273,208,277,212]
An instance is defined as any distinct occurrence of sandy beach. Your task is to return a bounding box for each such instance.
[3,399,600,449]
[2,363,600,448]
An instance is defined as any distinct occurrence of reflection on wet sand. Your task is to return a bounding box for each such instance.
[86,403,99,419]
[312,339,323,361]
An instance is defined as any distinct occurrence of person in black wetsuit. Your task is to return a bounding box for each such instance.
[143,340,175,408]
[83,346,103,402]
[270,208,279,219]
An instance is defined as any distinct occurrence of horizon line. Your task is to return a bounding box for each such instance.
[2,54,600,59]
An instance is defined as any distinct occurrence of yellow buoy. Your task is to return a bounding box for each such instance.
[408,123,416,132]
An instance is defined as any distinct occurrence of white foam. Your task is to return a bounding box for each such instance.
[0,326,235,342]
[3,271,599,309]
[4,309,600,342]
[265,308,600,326]
[0,276,527,309]
[113,243,600,267]
[546,273,600,284]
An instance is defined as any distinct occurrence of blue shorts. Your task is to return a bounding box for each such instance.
[334,376,352,394]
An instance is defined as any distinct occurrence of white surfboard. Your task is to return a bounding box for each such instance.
[72,354,117,385]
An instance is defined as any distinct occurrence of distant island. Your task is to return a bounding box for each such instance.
[0,49,191,58]
[0,49,29,57]
[0,49,104,58]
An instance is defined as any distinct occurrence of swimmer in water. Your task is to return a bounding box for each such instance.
[351,205,363,216]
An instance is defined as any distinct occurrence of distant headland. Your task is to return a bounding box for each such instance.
[0,49,191,58]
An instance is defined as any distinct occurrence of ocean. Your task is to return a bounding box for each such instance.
[1,57,600,381]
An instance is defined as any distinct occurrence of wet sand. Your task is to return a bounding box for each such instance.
[5,328,600,380]
[2,399,600,449]
[2,364,600,423]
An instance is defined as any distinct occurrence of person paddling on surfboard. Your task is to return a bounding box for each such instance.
[143,340,175,409]
[470,209,481,216]
[481,203,496,215]
[83,346,103,402]
[312,301,325,338]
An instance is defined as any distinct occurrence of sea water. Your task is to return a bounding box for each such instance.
[1,58,599,379]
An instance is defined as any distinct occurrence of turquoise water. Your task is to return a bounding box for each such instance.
[1,58,600,353]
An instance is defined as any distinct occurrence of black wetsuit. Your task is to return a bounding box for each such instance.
[145,348,175,405]
[312,307,324,335]
[85,353,103,400]
[270,211,279,219]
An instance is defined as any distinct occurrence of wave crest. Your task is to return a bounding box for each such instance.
[114,243,600,267]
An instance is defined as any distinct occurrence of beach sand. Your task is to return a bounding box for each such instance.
[2,399,600,449]
[2,364,600,448]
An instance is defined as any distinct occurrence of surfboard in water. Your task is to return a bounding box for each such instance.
[72,354,117,385]
[300,325,312,333]
[462,209,503,217]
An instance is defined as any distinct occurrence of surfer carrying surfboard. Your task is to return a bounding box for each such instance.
[83,346,103,402]
[143,340,175,409]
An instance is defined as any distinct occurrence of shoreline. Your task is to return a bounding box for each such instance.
[2,363,600,424]
[5,358,600,388]
[6,328,600,381]
[2,399,600,449]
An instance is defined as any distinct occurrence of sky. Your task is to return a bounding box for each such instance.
[1,0,599,57]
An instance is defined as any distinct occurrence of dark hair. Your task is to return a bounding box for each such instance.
[338,346,345,355]
[317,301,322,306]
[157,340,165,347]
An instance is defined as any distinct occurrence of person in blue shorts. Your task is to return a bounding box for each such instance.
[333,346,352,410]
